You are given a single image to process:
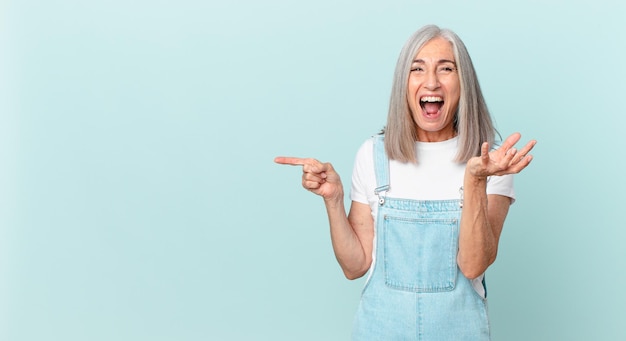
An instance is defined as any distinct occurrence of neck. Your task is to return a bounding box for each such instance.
[416,129,457,142]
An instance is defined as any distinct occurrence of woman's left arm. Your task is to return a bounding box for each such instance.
[457,132,536,279]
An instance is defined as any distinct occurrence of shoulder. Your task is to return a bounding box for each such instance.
[354,136,378,161]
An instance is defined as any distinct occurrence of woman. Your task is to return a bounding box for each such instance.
[275,25,536,340]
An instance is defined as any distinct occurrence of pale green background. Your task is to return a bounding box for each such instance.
[2,0,625,340]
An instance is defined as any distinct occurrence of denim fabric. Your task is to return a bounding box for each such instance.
[352,136,490,340]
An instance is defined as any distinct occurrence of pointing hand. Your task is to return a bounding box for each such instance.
[274,156,343,201]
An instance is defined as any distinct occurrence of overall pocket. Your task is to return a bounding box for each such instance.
[383,215,459,292]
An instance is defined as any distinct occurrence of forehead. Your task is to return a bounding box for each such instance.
[414,37,455,61]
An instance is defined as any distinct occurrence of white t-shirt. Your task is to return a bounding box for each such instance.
[349,136,515,297]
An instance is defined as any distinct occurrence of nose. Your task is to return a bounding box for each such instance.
[423,69,440,90]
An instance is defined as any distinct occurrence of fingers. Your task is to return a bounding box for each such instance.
[480,133,537,176]
[275,156,334,192]
[480,142,490,165]
[501,138,537,175]
[505,138,536,168]
[303,167,327,185]
[275,156,328,173]
[497,133,536,165]
[274,156,306,166]
[515,139,537,163]
[500,132,522,150]
[506,152,534,174]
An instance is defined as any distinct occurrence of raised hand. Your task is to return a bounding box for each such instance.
[466,132,537,179]
[274,156,343,201]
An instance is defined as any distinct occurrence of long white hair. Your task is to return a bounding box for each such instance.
[384,25,496,163]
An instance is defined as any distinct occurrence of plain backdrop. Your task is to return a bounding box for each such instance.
[2,0,625,340]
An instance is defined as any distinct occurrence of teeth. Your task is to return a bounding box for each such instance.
[420,96,443,103]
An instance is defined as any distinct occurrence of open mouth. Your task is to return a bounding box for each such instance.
[420,96,444,117]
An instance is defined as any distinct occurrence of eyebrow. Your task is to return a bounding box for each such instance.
[412,59,457,65]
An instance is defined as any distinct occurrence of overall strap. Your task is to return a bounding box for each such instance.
[373,135,390,205]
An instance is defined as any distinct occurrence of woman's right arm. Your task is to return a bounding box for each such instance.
[275,156,374,280]
[327,199,374,279]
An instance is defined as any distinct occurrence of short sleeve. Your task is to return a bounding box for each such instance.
[486,174,515,204]
[350,139,375,205]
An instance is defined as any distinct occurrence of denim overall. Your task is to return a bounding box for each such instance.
[352,136,490,340]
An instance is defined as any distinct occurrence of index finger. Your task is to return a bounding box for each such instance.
[500,132,522,150]
[274,156,307,166]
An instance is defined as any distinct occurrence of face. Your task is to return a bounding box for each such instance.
[407,37,461,142]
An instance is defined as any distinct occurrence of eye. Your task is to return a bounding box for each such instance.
[437,65,456,74]
[410,66,424,72]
